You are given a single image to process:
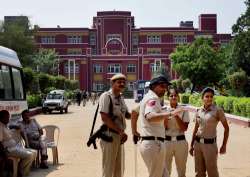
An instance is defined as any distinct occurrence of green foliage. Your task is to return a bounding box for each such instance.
[44,87,57,94]
[189,94,202,107]
[230,0,250,76]
[214,96,225,110]
[181,92,250,118]
[182,79,191,90]
[170,79,184,92]
[23,67,37,93]
[171,38,225,92]
[38,73,53,93]
[228,71,247,96]
[0,20,35,67]
[27,94,42,108]
[65,80,79,90]
[53,75,66,89]
[180,93,190,104]
[33,49,58,74]
[223,97,237,113]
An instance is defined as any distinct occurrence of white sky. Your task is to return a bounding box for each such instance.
[0,0,247,33]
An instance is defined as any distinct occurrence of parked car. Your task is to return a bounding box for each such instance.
[42,90,69,114]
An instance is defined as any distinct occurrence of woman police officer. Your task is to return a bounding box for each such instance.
[189,87,229,177]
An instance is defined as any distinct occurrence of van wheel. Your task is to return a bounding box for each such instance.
[48,110,52,114]
[60,109,63,114]
[65,107,68,113]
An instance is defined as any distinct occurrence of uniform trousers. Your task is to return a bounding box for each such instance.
[28,135,47,155]
[163,140,188,177]
[100,132,124,177]
[139,140,166,177]
[7,147,37,176]
[194,142,219,177]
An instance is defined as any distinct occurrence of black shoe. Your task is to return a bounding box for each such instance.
[40,163,49,169]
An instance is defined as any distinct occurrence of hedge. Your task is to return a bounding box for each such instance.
[179,94,250,118]
[27,94,42,109]
[180,93,190,104]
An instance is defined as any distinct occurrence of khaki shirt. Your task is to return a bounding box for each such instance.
[0,122,16,149]
[20,119,41,140]
[196,104,226,139]
[139,90,165,138]
[165,105,189,137]
[99,89,128,130]
[132,105,140,114]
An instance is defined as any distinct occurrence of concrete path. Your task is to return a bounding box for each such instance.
[29,99,250,177]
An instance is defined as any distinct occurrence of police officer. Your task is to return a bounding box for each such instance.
[163,88,189,177]
[99,73,130,177]
[139,75,183,177]
[189,87,229,177]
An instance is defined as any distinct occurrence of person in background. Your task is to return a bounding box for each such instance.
[189,87,229,177]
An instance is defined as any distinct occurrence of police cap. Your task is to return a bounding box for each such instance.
[110,73,126,82]
[201,87,214,97]
[149,75,171,89]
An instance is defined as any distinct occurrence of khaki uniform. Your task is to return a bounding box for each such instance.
[163,105,189,177]
[99,89,128,177]
[0,122,36,176]
[20,119,47,156]
[139,90,166,177]
[194,104,226,177]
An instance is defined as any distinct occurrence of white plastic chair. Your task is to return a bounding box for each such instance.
[9,129,24,177]
[41,125,60,165]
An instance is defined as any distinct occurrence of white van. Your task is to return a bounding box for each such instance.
[0,46,27,124]
[42,90,69,114]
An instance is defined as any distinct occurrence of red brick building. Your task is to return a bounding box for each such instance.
[34,11,231,91]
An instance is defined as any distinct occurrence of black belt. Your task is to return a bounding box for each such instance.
[165,135,185,141]
[195,136,216,144]
[141,136,165,142]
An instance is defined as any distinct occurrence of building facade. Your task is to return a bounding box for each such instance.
[34,11,231,91]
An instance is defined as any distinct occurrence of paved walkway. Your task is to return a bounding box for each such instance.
[29,99,250,177]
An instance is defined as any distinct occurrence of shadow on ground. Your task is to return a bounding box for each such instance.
[29,163,64,177]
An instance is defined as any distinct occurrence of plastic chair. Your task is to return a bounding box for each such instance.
[41,125,60,165]
[8,129,24,177]
[7,156,20,177]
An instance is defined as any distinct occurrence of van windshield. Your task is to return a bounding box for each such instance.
[47,94,62,100]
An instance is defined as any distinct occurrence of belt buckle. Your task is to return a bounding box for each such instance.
[200,138,205,144]
[172,136,177,141]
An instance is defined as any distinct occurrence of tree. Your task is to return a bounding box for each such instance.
[230,0,250,76]
[33,49,59,75]
[170,38,225,92]
[0,20,35,67]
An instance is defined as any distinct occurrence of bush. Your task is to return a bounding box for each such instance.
[214,96,225,110]
[44,87,57,94]
[27,94,42,108]
[182,79,191,91]
[223,97,236,113]
[180,93,190,104]
[38,73,53,93]
[23,67,37,93]
[189,94,202,107]
[54,75,66,89]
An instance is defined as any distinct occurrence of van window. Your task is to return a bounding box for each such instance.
[0,65,13,99]
[12,67,24,100]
